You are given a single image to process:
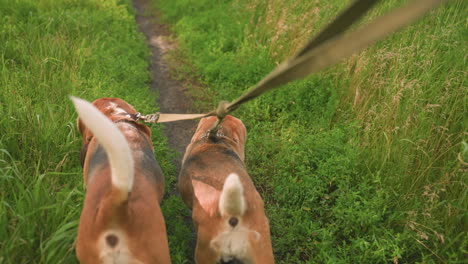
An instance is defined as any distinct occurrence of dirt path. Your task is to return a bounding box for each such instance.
[132,0,197,173]
[132,2,198,259]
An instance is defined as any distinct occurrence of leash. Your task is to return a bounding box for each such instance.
[139,0,447,124]
[129,112,207,123]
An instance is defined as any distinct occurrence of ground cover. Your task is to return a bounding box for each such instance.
[0,0,182,262]
[154,0,467,262]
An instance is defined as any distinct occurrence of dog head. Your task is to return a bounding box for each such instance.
[77,97,151,141]
[189,115,247,161]
[76,98,152,167]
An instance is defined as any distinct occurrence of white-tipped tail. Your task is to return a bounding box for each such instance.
[219,173,246,217]
[213,173,256,262]
[70,96,134,199]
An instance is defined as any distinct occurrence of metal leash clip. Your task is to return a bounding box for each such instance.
[140,112,160,123]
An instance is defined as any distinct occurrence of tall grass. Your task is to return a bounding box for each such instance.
[155,0,467,262]
[0,0,192,262]
[1,0,464,262]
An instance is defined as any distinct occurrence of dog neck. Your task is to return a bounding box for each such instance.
[197,125,238,146]
[200,129,225,141]
[79,118,140,168]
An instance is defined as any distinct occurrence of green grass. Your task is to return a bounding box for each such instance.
[154,0,467,262]
[0,0,191,262]
[1,0,465,263]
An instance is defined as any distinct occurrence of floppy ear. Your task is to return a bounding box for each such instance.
[77,116,95,142]
[76,109,92,168]
[231,119,247,145]
[221,116,247,160]
[77,117,85,136]
[221,116,246,143]
[190,116,218,143]
[135,122,152,144]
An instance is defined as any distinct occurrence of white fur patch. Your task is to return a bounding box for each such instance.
[219,173,246,217]
[210,226,260,264]
[98,230,143,264]
[106,102,128,115]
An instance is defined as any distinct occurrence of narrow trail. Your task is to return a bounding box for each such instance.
[132,0,197,173]
[133,1,198,261]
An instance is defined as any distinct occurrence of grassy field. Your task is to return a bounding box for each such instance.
[154,0,467,263]
[0,0,192,262]
[0,0,465,263]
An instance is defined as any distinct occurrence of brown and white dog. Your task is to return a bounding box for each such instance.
[179,115,274,264]
[71,97,171,264]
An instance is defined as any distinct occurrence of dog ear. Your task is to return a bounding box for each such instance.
[77,117,85,136]
[190,116,218,143]
[135,122,152,140]
[221,116,247,160]
[230,118,246,145]
[76,117,93,142]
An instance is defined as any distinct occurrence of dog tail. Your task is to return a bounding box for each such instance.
[219,173,246,218]
[70,96,134,201]
[211,173,258,263]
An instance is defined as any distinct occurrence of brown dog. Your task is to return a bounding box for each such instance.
[179,115,274,264]
[71,97,171,263]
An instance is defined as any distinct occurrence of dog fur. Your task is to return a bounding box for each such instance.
[179,115,274,264]
[71,97,171,264]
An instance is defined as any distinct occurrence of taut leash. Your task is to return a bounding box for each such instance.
[140,0,447,124]
[131,112,207,123]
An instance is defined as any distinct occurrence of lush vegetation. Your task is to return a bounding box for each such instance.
[0,0,191,262]
[154,0,467,263]
[0,0,465,263]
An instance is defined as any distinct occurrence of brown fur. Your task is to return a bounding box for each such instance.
[179,115,274,263]
[75,98,170,263]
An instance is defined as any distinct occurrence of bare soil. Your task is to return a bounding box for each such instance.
[132,2,198,257]
[132,0,197,173]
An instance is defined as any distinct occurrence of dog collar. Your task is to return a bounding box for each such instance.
[79,119,139,167]
[199,126,225,140]
[118,112,143,122]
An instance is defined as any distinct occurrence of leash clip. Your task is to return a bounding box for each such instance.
[140,112,161,123]
[129,112,142,121]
